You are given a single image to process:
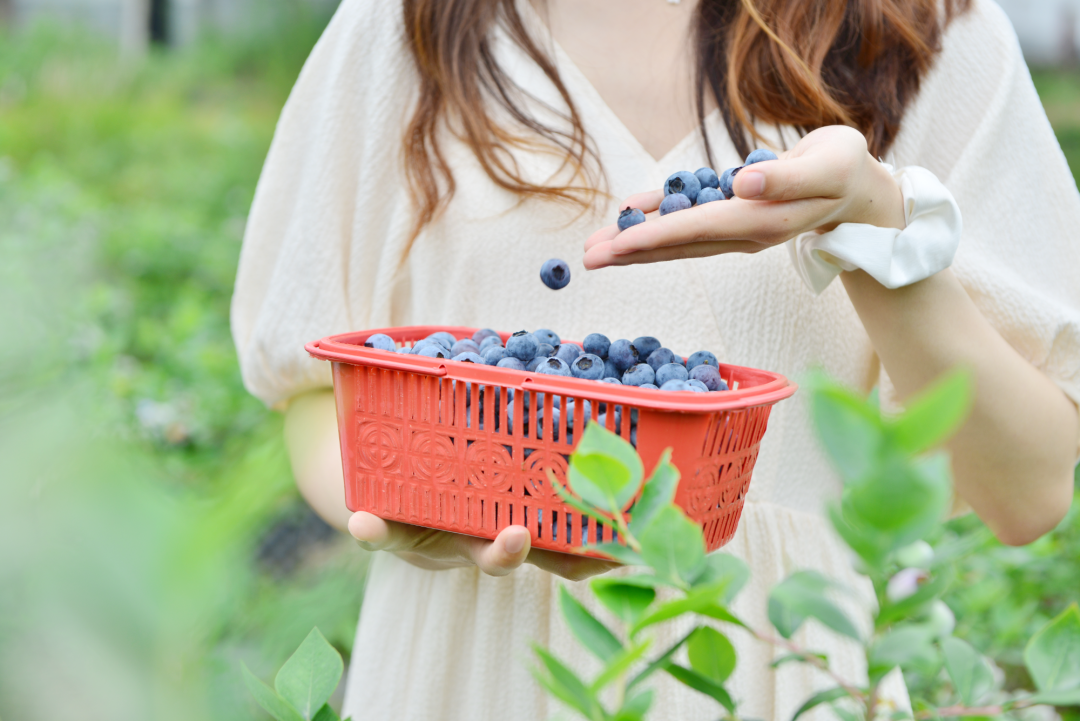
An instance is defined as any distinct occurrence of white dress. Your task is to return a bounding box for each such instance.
[230,0,1080,718]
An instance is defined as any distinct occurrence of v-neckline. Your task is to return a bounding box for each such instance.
[519,0,718,167]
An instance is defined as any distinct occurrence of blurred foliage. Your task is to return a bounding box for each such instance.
[0,6,368,721]
[0,13,1077,721]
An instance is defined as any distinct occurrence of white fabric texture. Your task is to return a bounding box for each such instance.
[229,0,1080,719]
[788,165,963,294]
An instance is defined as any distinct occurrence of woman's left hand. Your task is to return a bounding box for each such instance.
[583,125,907,269]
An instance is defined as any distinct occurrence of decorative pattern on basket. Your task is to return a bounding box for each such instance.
[307,327,796,556]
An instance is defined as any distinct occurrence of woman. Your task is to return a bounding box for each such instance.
[232,0,1080,718]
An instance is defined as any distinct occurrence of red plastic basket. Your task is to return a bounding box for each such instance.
[306,326,796,556]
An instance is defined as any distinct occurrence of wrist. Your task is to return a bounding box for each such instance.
[847,156,906,230]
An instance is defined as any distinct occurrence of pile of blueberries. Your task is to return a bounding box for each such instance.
[617,148,779,229]
[363,329,730,446]
[364,329,728,393]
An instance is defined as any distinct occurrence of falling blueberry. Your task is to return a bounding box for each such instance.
[617,207,646,232]
[659,193,692,216]
[540,259,571,290]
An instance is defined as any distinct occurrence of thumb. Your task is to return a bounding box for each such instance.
[733,154,848,202]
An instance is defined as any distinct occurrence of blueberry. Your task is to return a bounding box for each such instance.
[452,352,484,364]
[397,347,412,354]
[416,344,448,359]
[479,335,503,352]
[554,343,581,366]
[632,336,661,359]
[535,357,571,377]
[696,187,724,205]
[617,208,646,232]
[660,379,690,391]
[427,331,456,348]
[719,168,737,199]
[687,350,718,371]
[603,358,622,379]
[655,363,689,386]
[608,339,639,372]
[411,339,442,354]
[471,328,500,345]
[646,347,676,371]
[664,170,702,204]
[600,377,623,385]
[536,343,555,359]
[526,356,546,372]
[640,383,659,390]
[451,339,481,357]
[540,259,571,290]
[659,193,691,216]
[686,379,709,393]
[689,364,724,391]
[564,399,593,424]
[570,353,605,380]
[622,363,656,387]
[482,346,510,365]
[534,407,562,440]
[695,167,720,190]
[583,333,611,359]
[506,330,540,361]
[745,148,778,165]
[363,333,396,352]
[496,356,526,371]
[532,329,560,346]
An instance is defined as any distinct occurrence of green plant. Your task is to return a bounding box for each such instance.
[242,628,351,721]
[258,369,1078,720]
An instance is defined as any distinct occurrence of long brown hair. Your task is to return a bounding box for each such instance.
[402,0,971,237]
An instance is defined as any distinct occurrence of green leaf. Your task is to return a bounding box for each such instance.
[1020,688,1080,706]
[827,503,892,572]
[590,639,653,693]
[1024,603,1080,692]
[531,645,602,720]
[890,369,972,456]
[666,663,735,712]
[941,637,995,706]
[631,580,737,636]
[591,577,657,625]
[312,704,341,721]
[242,664,306,721]
[622,690,655,717]
[767,571,860,641]
[558,586,623,662]
[842,453,951,543]
[589,542,646,566]
[790,688,851,721]
[687,627,736,684]
[552,477,613,528]
[567,423,645,512]
[274,628,344,720]
[693,553,750,603]
[627,629,697,691]
[807,373,885,482]
[770,652,828,669]
[628,450,679,537]
[639,505,706,586]
[869,624,940,681]
[831,703,862,721]
[697,603,748,629]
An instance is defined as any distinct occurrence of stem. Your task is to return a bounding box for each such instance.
[750,629,866,703]
[914,704,1012,719]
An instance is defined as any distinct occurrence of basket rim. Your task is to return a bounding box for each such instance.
[306,326,797,412]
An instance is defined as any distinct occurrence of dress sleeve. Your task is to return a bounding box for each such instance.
[888,0,1080,413]
[230,0,416,408]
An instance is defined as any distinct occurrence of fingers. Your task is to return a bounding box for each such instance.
[466,525,532,576]
[733,149,857,203]
[526,548,620,582]
[584,222,621,252]
[603,196,837,261]
[620,189,664,214]
[586,238,763,269]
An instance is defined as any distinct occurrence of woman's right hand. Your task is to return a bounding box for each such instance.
[349,511,619,582]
